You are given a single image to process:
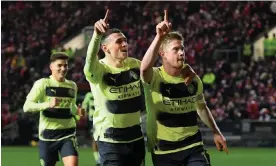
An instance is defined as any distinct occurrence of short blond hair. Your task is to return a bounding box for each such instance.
[160,31,184,51]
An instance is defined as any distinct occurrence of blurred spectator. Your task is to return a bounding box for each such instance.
[1,1,276,123]
[202,68,216,91]
[242,37,253,65]
[259,108,271,121]
[263,33,275,62]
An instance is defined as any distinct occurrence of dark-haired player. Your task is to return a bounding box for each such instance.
[24,52,85,166]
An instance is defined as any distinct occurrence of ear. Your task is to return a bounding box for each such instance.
[49,63,53,71]
[159,50,165,58]
[101,44,109,54]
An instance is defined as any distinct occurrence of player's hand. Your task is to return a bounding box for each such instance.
[77,104,85,117]
[94,9,110,35]
[49,98,61,108]
[156,10,172,38]
[181,64,196,85]
[214,133,229,154]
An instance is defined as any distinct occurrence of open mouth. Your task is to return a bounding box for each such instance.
[121,49,128,53]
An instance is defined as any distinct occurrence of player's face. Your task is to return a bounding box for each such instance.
[105,33,128,60]
[50,59,68,80]
[162,39,185,69]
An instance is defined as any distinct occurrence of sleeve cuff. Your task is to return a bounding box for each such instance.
[41,102,50,110]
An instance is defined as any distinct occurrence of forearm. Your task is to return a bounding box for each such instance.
[71,104,78,115]
[140,35,163,82]
[197,105,221,134]
[83,31,102,78]
[23,100,49,113]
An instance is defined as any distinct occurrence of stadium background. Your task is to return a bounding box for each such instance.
[1,1,276,166]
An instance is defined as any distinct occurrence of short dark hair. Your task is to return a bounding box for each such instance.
[160,31,184,51]
[101,28,122,44]
[50,52,69,63]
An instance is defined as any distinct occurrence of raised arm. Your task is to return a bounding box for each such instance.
[84,9,110,83]
[140,10,171,83]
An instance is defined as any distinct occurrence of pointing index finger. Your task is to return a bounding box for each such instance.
[164,9,168,22]
[103,9,110,23]
[223,144,229,154]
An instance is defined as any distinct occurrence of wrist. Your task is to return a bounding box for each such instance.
[156,34,165,41]
[212,128,221,135]
[45,102,51,109]
[94,30,103,37]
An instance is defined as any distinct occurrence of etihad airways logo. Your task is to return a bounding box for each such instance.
[109,81,141,93]
[163,94,203,106]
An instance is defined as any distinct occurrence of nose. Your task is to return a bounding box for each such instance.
[61,66,67,71]
[122,41,128,47]
[179,49,184,57]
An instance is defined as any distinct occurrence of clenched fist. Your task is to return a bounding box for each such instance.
[49,98,61,108]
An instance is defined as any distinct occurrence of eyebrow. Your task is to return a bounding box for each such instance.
[115,37,127,43]
[173,45,184,50]
[58,63,68,66]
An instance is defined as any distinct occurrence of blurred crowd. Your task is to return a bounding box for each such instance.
[2,1,276,128]
[197,60,276,122]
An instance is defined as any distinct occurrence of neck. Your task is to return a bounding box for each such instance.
[52,75,65,82]
[105,55,124,68]
[163,63,182,77]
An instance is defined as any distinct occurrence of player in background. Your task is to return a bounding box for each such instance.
[82,92,100,166]
[24,52,85,166]
[140,10,228,166]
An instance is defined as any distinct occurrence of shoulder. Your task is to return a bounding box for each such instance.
[34,78,49,85]
[155,67,161,71]
[66,79,78,89]
[126,57,141,67]
[29,78,49,91]
[99,59,105,64]
[127,57,140,62]
[193,75,203,94]
[150,67,162,85]
[194,75,203,83]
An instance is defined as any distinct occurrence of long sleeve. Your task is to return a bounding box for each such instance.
[70,82,81,121]
[83,32,104,84]
[23,79,49,112]
[196,76,221,134]
[71,82,78,115]
[140,35,163,83]
[82,92,92,110]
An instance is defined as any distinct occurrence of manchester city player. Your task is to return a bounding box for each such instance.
[24,52,85,166]
[140,10,229,166]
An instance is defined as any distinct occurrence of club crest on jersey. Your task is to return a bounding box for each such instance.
[187,84,195,94]
[130,70,138,80]
[68,89,75,97]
